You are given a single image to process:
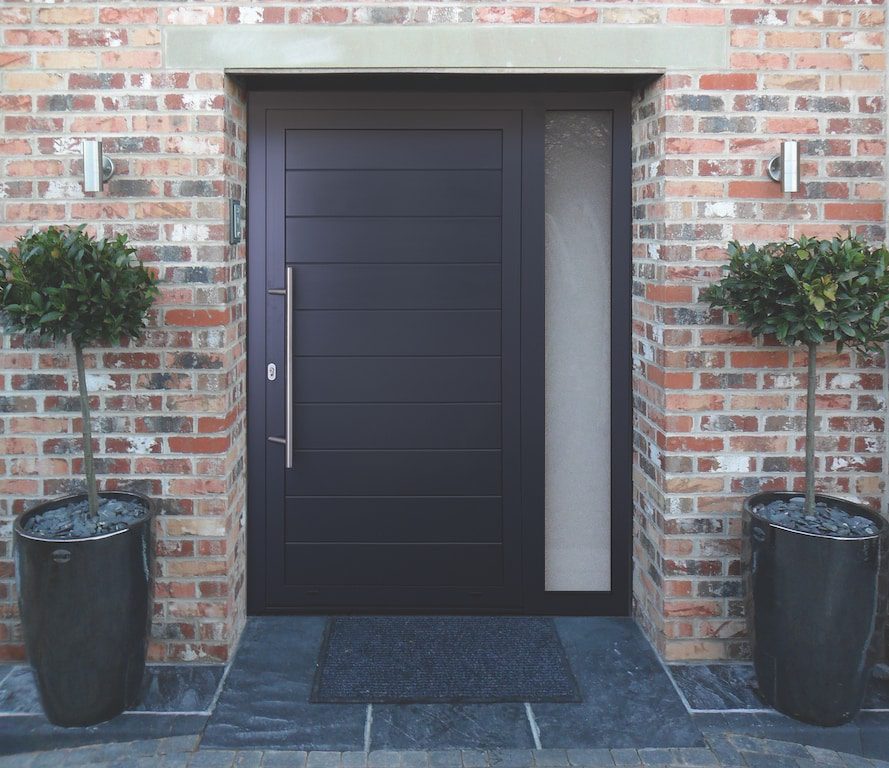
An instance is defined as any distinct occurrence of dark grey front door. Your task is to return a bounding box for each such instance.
[257,106,524,609]
[248,86,634,617]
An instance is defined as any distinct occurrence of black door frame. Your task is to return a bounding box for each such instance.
[246,82,633,617]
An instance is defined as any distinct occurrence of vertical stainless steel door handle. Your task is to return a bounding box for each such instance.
[267,266,294,469]
[283,266,293,469]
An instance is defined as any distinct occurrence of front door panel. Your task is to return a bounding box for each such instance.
[264,109,523,609]
[248,88,632,616]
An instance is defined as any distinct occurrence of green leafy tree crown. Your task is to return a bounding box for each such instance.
[0,225,159,518]
[703,235,889,354]
[703,234,889,517]
[0,225,158,347]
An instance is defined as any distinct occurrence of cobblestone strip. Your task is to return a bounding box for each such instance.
[0,736,888,768]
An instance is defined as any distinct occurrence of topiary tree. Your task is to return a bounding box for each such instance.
[703,234,889,517]
[0,225,159,518]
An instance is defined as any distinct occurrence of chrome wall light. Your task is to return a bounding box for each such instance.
[82,138,115,193]
[767,140,800,194]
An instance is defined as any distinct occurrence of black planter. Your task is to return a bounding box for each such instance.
[744,491,887,726]
[14,491,154,727]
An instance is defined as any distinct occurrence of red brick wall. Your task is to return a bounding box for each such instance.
[629,16,887,657]
[0,1,886,662]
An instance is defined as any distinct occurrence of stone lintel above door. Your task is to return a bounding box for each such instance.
[164,25,727,73]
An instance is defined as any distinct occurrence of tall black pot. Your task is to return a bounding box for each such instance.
[14,491,154,727]
[744,491,887,726]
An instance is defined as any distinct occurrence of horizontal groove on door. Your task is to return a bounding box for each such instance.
[285,129,503,170]
[285,497,503,543]
[293,356,501,403]
[285,450,502,496]
[284,543,504,586]
[293,264,501,310]
[293,403,501,450]
[285,170,502,217]
[285,217,502,264]
[293,310,501,356]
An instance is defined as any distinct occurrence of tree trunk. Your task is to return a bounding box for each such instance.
[74,342,100,518]
[805,341,818,517]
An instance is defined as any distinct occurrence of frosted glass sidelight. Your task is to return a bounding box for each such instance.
[544,111,612,592]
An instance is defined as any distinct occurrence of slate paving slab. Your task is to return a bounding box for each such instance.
[0,713,209,757]
[3,736,889,768]
[0,663,221,757]
[668,664,889,713]
[201,617,366,751]
[370,703,535,750]
[0,665,224,716]
[693,710,889,763]
[530,619,704,750]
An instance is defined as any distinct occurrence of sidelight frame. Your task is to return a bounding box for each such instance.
[246,83,633,617]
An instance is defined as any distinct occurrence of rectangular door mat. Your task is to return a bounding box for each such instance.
[310,616,581,704]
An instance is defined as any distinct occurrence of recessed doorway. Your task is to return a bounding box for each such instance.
[246,83,631,615]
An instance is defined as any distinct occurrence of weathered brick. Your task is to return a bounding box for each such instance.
[539,7,598,23]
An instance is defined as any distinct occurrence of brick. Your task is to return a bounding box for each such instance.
[665,138,725,154]
[601,8,660,23]
[36,7,96,24]
[765,31,821,49]
[0,52,31,69]
[99,7,159,24]
[796,53,852,70]
[166,6,225,25]
[730,9,788,25]
[667,8,724,24]
[728,181,785,199]
[165,309,231,327]
[699,73,758,90]
[539,7,599,23]
[645,285,693,303]
[731,53,790,70]
[824,203,884,221]
[730,351,790,368]
[101,50,162,69]
[69,72,126,90]
[168,436,231,454]
[68,29,128,47]
[103,352,160,369]
[70,116,128,133]
[764,117,820,133]
[4,72,66,91]
[473,7,534,23]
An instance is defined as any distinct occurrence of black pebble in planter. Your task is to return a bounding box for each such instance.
[14,491,154,727]
[744,491,887,726]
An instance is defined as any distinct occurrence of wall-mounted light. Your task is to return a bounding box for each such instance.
[82,139,115,193]
[767,140,800,194]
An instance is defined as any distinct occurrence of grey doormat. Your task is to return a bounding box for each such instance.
[310,616,581,704]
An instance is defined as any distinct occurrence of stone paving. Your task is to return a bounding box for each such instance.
[1,734,888,768]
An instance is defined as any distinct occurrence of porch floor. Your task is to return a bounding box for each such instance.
[0,617,887,764]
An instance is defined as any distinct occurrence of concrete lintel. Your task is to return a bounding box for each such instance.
[164,25,727,73]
